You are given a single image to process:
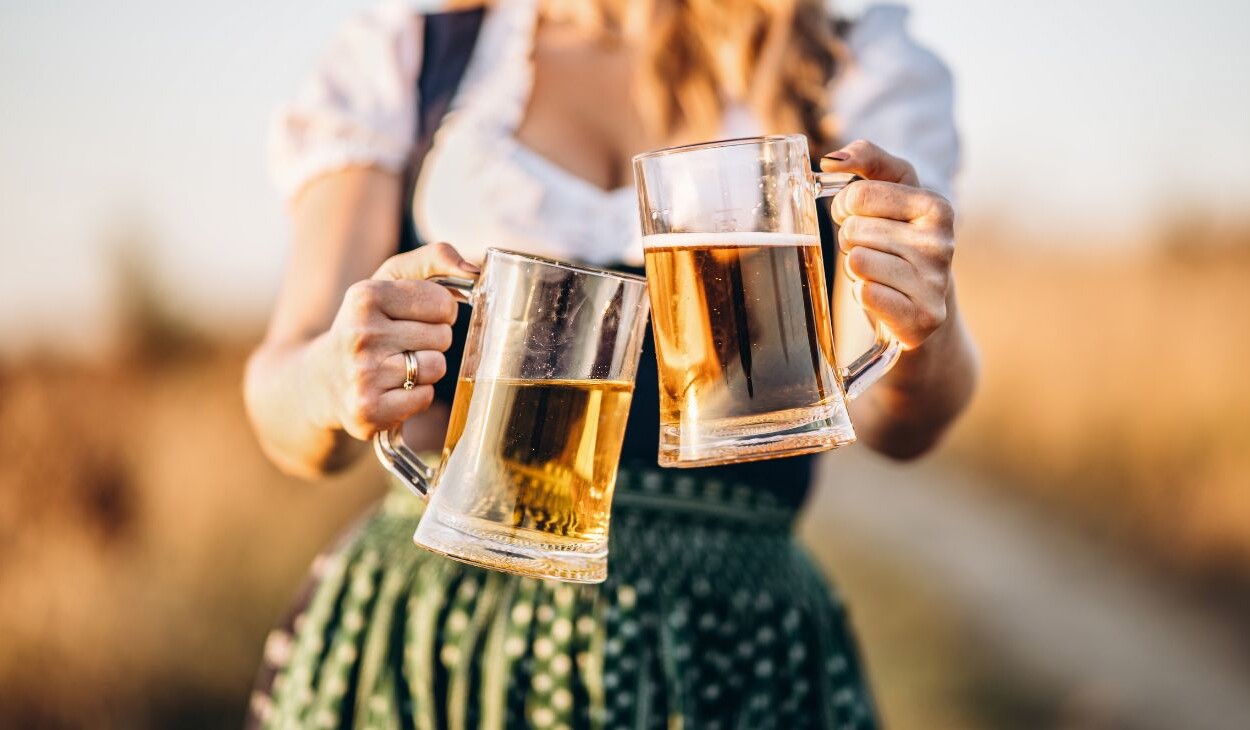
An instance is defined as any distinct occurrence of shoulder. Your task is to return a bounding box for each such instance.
[843,4,951,87]
[308,1,489,93]
[310,1,425,99]
[268,1,431,200]
[833,3,960,202]
[324,1,485,51]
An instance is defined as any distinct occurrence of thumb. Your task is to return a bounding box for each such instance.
[372,242,481,282]
[820,139,919,186]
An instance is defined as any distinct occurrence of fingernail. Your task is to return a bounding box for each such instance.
[459,261,481,274]
[851,279,866,307]
[823,151,850,161]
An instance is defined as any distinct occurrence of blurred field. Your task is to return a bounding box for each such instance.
[0,341,381,727]
[2,224,1249,727]
[950,220,1250,611]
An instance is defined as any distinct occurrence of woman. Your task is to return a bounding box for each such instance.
[244,0,978,727]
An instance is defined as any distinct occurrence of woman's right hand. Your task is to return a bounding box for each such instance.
[318,243,480,441]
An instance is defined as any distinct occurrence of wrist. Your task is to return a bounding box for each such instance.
[876,290,969,400]
[301,331,347,434]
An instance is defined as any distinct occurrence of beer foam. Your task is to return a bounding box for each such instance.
[642,232,819,249]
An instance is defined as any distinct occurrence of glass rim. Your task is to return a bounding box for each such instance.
[631,134,806,164]
[486,248,647,285]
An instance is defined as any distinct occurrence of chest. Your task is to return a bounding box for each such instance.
[412,6,760,267]
[514,24,653,192]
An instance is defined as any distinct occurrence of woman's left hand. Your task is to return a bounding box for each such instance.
[820,139,956,350]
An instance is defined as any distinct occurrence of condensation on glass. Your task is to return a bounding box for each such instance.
[375,249,650,583]
[633,135,901,467]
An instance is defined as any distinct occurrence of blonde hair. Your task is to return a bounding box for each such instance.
[542,0,847,150]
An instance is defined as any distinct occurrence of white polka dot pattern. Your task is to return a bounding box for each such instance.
[251,466,879,729]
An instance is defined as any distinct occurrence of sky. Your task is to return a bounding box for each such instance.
[1,0,1249,353]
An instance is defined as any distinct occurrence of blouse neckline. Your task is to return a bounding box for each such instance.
[511,140,635,199]
[458,0,638,201]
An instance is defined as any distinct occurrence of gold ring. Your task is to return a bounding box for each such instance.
[402,351,419,391]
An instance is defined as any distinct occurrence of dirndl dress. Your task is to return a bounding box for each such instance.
[249,458,879,730]
[249,206,881,729]
[252,5,882,722]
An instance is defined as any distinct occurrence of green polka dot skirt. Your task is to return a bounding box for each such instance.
[249,462,879,729]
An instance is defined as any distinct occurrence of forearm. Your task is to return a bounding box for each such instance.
[244,170,475,478]
[849,286,979,460]
[243,333,365,479]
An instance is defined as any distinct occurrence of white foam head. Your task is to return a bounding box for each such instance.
[641,231,819,249]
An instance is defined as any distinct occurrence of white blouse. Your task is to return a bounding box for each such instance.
[270,0,959,266]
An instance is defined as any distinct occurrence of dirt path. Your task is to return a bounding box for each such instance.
[799,449,1250,730]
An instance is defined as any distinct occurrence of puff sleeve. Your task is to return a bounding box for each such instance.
[267,1,425,201]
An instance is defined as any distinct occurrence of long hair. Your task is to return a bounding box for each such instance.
[541,0,847,149]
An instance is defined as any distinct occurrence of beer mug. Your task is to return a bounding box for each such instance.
[374,249,650,583]
[633,135,902,467]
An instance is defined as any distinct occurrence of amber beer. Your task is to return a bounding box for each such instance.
[436,377,634,546]
[634,135,899,469]
[643,232,848,466]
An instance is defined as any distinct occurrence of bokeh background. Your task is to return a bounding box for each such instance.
[3,1,1250,728]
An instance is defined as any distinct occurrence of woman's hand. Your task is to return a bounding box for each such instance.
[821,139,956,350]
[817,140,977,459]
[318,243,479,441]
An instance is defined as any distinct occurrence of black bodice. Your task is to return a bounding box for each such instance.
[396,8,853,510]
[430,264,817,509]
[421,190,840,513]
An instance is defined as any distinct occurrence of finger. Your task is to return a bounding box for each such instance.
[844,246,920,296]
[373,242,481,282]
[379,350,448,389]
[853,281,918,345]
[820,139,919,186]
[357,279,459,324]
[836,214,931,260]
[830,180,944,225]
[369,386,437,431]
[352,320,452,358]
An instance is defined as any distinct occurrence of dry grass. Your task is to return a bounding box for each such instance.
[948,222,1250,602]
[2,223,1248,725]
[0,342,384,728]
[0,343,1031,728]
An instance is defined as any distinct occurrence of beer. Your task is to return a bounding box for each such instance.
[435,377,633,545]
[643,232,849,465]
[633,135,893,469]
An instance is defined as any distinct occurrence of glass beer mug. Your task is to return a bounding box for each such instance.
[374,249,650,583]
[633,134,902,467]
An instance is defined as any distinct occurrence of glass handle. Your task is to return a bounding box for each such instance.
[812,172,903,400]
[373,428,436,499]
[372,275,476,499]
[838,320,903,400]
[813,171,859,198]
[431,276,476,304]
